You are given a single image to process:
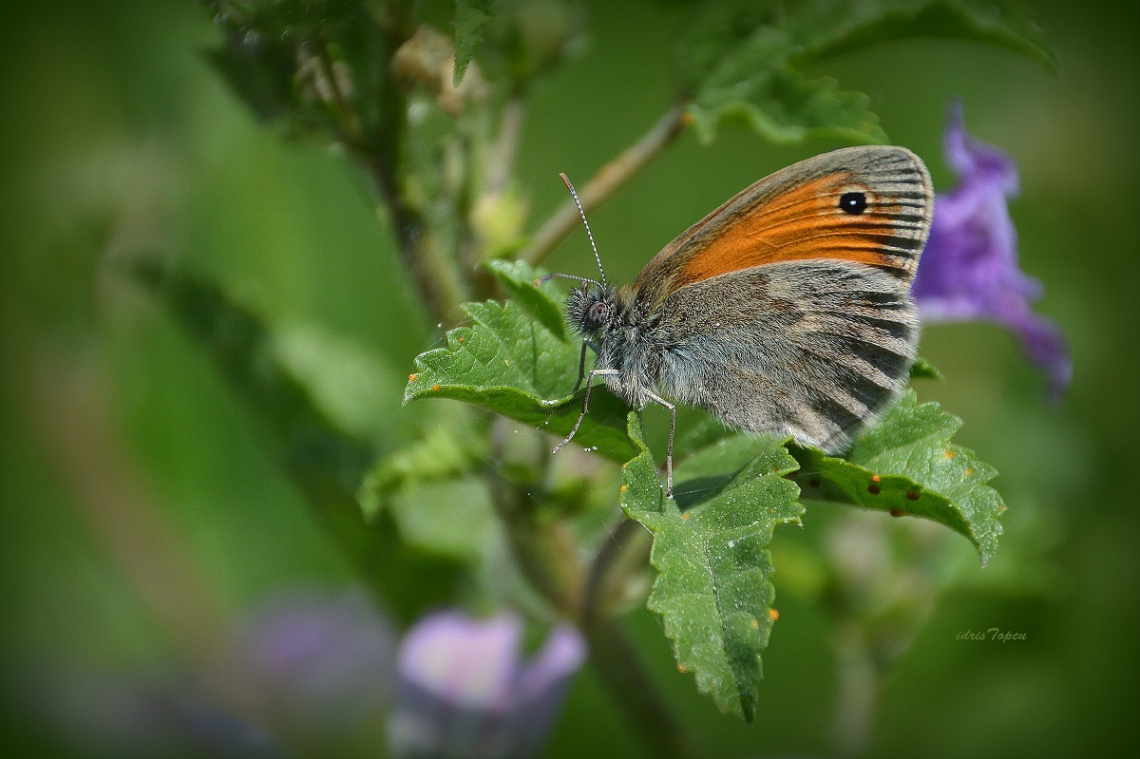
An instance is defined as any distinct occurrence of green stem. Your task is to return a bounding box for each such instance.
[519,104,688,267]
[581,517,648,625]
[313,36,364,146]
[579,518,703,759]
[485,445,698,756]
[485,431,583,616]
[363,20,469,328]
[487,95,525,195]
[831,622,880,757]
[585,620,705,759]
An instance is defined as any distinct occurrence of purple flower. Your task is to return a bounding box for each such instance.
[13,588,395,757]
[914,103,1071,398]
[386,611,586,759]
[18,666,287,758]
[223,587,396,750]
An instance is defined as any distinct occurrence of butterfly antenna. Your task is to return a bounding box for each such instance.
[536,271,601,287]
[560,173,607,289]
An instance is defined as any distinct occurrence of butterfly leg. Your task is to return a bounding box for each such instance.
[572,342,589,394]
[553,368,618,455]
[644,390,676,498]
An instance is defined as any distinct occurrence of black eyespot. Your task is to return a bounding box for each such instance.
[839,191,868,215]
[586,301,609,326]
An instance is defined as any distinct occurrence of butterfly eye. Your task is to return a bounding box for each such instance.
[587,301,609,325]
[839,191,868,215]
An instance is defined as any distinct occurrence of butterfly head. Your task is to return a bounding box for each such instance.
[566,282,617,339]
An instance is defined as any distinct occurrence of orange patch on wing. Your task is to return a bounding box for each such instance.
[676,174,902,287]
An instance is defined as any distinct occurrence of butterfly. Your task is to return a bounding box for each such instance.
[544,146,933,496]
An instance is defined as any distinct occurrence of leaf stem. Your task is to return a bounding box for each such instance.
[519,104,688,266]
[313,35,364,146]
[579,518,702,759]
[485,442,584,616]
[487,95,525,195]
[831,622,881,757]
[581,517,647,626]
[486,453,698,756]
[363,23,470,327]
[584,620,705,759]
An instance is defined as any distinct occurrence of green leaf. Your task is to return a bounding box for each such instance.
[206,0,383,137]
[272,323,402,443]
[404,262,637,461]
[132,259,465,620]
[387,476,500,561]
[454,0,496,85]
[790,389,1005,564]
[206,37,296,124]
[673,0,1055,145]
[909,356,943,381]
[131,260,372,488]
[358,414,486,515]
[681,24,886,145]
[484,258,569,341]
[478,0,585,86]
[791,0,1057,74]
[358,406,499,562]
[621,414,803,723]
[210,0,365,33]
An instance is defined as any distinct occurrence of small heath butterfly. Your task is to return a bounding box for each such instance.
[545,146,933,496]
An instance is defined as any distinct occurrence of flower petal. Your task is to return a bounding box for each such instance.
[388,612,585,759]
[226,587,396,742]
[915,103,1070,398]
[396,612,522,710]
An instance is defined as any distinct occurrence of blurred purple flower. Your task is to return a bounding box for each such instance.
[914,103,1071,398]
[16,588,398,757]
[224,587,396,750]
[16,666,287,759]
[386,611,586,759]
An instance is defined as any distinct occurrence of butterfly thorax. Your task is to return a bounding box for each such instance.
[566,283,664,409]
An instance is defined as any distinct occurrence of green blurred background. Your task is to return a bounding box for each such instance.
[1,0,1137,756]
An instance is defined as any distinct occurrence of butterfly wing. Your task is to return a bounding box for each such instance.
[651,260,917,451]
[634,146,931,305]
[637,146,932,451]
